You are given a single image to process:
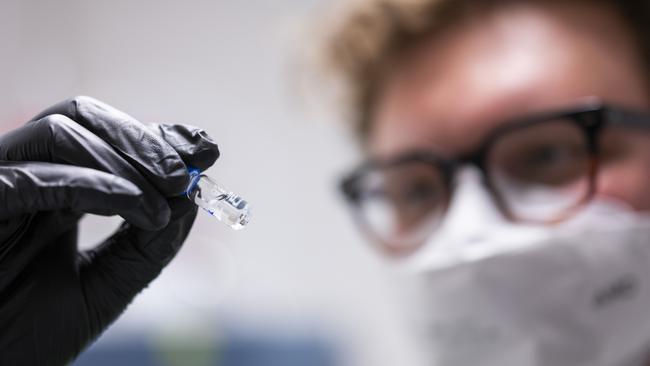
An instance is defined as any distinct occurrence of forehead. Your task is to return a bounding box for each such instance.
[370,2,650,158]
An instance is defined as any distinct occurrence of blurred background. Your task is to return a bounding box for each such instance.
[0,1,423,365]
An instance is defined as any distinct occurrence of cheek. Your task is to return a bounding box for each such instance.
[596,137,650,210]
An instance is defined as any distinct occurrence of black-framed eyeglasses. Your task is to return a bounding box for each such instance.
[340,100,650,256]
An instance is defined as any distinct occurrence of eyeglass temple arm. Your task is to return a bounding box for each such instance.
[605,107,650,128]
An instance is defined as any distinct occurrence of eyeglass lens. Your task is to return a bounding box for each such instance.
[487,118,593,222]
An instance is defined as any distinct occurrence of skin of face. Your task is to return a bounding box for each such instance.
[369,1,650,211]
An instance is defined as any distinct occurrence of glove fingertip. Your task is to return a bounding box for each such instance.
[110,175,144,198]
[187,146,220,171]
[156,124,220,170]
[184,128,220,170]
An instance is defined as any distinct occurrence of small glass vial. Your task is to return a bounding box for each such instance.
[186,168,251,230]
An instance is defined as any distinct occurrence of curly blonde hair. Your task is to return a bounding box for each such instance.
[322,0,650,142]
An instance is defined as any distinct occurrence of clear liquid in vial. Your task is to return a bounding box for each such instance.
[186,172,251,230]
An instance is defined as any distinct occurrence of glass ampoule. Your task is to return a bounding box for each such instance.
[185,168,251,230]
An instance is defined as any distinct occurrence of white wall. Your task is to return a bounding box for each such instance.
[0,1,423,365]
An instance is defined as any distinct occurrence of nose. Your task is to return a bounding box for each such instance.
[439,167,507,243]
[403,168,554,271]
[402,167,510,269]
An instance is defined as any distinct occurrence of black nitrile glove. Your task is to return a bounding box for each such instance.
[0,96,220,366]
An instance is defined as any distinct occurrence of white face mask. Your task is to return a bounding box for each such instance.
[400,169,650,366]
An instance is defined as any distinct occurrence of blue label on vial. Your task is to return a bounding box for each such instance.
[184,166,202,196]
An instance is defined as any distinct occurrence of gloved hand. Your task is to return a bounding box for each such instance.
[0,96,220,366]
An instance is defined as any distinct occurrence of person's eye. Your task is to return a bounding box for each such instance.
[516,142,587,185]
[526,144,580,167]
[392,179,446,209]
[401,181,436,201]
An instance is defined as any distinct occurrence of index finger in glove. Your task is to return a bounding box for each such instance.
[30,96,188,196]
[0,162,144,221]
[149,123,220,171]
[0,115,170,230]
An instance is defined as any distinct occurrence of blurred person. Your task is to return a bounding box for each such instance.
[327,0,650,365]
[0,96,220,365]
